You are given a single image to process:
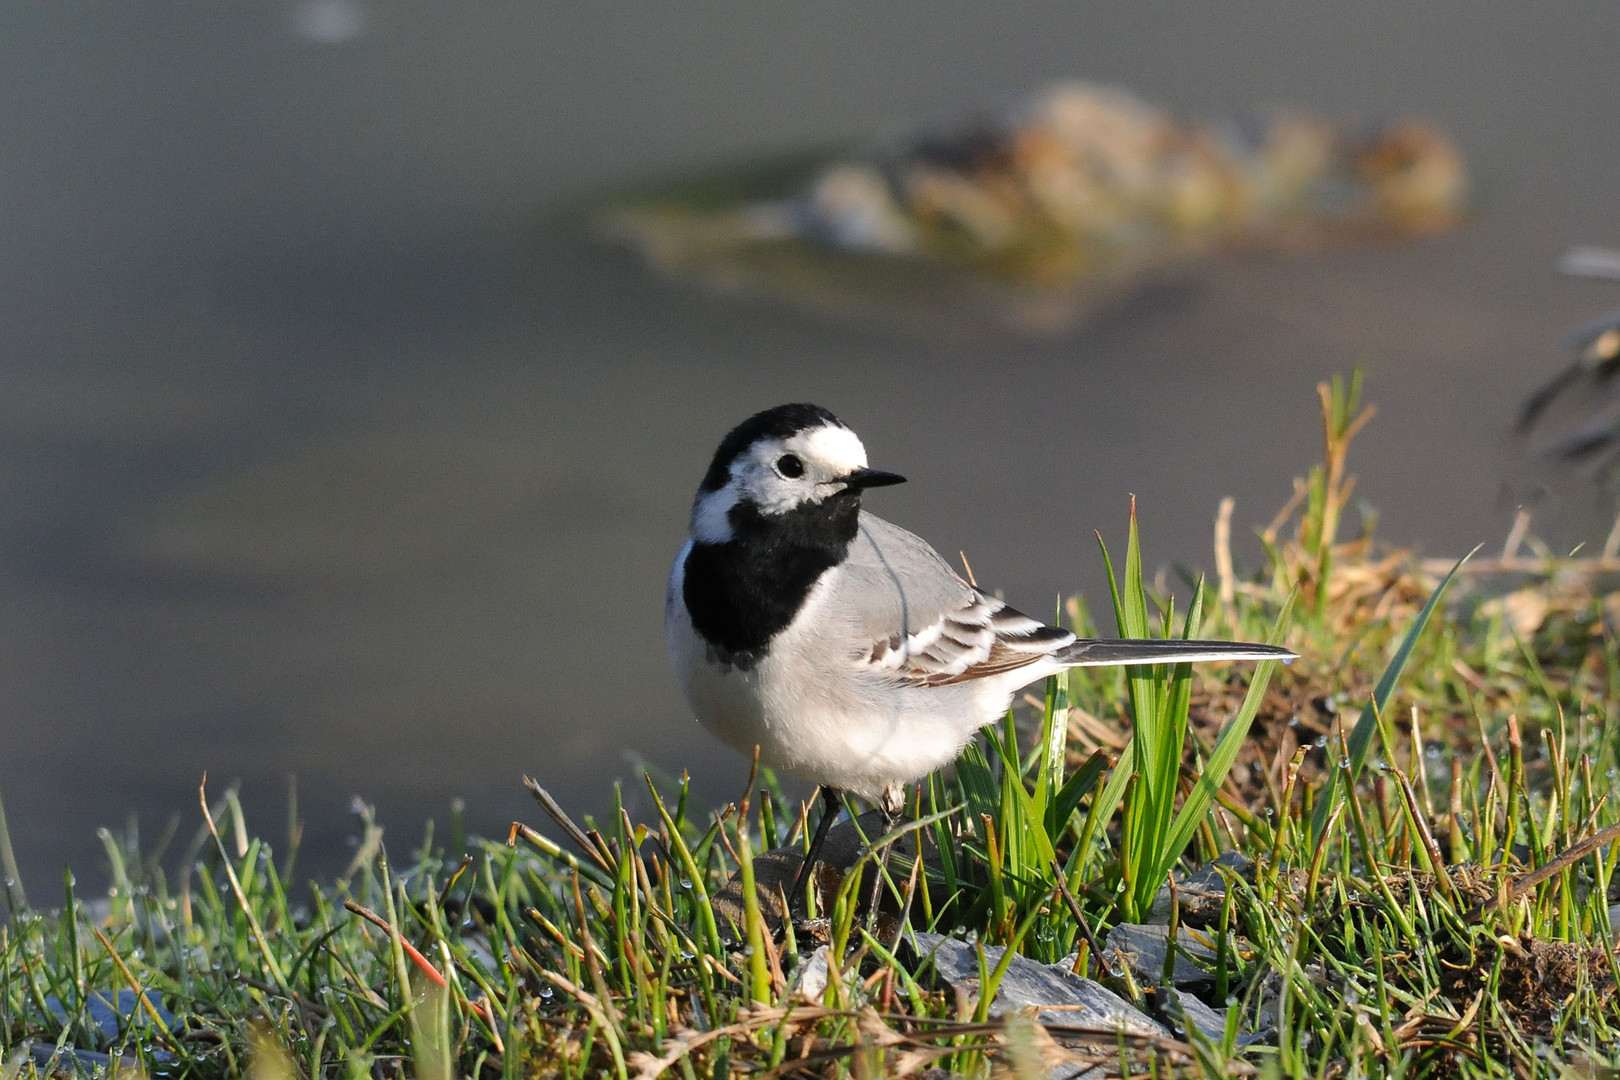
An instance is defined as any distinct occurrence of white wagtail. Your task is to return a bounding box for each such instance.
[666,403,1295,901]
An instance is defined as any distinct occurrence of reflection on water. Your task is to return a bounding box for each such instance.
[1,3,1617,891]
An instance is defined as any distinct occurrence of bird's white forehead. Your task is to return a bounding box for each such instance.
[692,421,870,542]
[787,423,868,472]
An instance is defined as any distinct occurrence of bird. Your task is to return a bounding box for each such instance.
[1517,246,1620,479]
[666,403,1296,909]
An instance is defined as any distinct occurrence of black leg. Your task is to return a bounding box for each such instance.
[862,791,904,928]
[789,787,843,917]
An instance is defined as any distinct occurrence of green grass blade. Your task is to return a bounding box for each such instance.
[1089,739,1135,856]
[955,739,1001,821]
[1309,548,1476,842]
[1156,591,1297,881]
[1003,771,1057,879]
[1052,750,1108,840]
[645,776,724,958]
[1034,675,1067,823]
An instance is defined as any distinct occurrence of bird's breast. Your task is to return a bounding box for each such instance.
[678,503,855,663]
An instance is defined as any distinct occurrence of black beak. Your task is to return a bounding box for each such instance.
[842,467,907,489]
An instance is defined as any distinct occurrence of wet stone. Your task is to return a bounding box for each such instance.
[1103,923,1225,987]
[34,990,177,1073]
[912,931,1167,1042]
[44,989,176,1043]
[1146,851,1252,926]
[1162,986,1239,1043]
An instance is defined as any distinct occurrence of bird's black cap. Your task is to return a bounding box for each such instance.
[698,403,845,493]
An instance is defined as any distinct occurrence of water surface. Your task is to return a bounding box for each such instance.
[1,3,1617,891]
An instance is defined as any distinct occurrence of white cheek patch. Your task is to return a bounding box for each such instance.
[741,469,804,515]
[691,485,737,543]
[743,423,869,516]
[700,422,872,526]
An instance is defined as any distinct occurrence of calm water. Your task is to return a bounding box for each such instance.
[2,3,1617,892]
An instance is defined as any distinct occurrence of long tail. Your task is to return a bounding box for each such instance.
[1053,638,1296,667]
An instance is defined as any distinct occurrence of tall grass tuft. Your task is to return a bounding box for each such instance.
[1083,500,1292,921]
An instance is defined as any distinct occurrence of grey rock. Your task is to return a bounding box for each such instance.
[789,944,830,1000]
[786,944,862,1003]
[28,1041,122,1076]
[1047,1065,1106,1080]
[911,931,1167,1040]
[1103,923,1223,987]
[33,990,176,1074]
[1147,851,1252,925]
[1162,987,1232,1042]
[1168,986,1272,1049]
[44,989,176,1043]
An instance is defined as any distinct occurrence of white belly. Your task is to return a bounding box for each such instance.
[666,545,1017,801]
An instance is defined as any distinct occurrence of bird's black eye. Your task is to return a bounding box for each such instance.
[775,454,805,479]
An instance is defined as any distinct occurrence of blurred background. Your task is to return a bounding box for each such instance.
[1,2,1617,892]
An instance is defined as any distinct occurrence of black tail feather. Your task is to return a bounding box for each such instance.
[1054,637,1295,668]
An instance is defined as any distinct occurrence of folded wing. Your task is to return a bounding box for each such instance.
[834,513,1293,688]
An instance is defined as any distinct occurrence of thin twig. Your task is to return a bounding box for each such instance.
[91,926,176,1045]
[524,777,613,872]
[1463,822,1620,923]
[343,899,498,1033]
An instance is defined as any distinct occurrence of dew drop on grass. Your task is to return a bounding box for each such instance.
[1343,987,1359,1006]
[679,879,692,889]
[1225,995,1238,1007]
